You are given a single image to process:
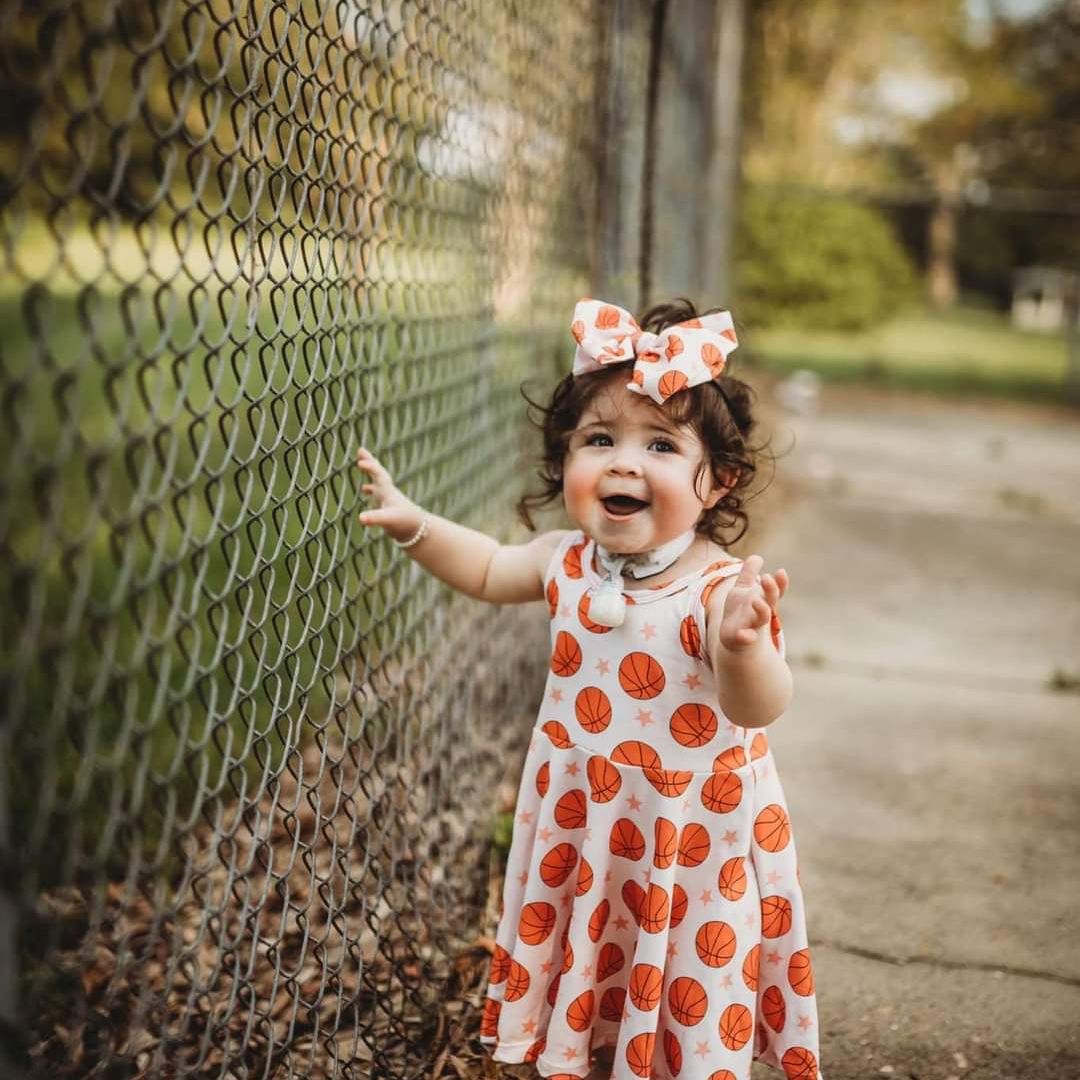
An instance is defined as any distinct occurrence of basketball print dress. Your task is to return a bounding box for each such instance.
[480,531,823,1080]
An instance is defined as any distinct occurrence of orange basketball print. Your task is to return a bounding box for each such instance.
[621,879,645,923]
[640,882,670,934]
[588,898,610,942]
[679,614,701,657]
[750,731,769,759]
[754,803,791,852]
[663,1028,683,1073]
[566,989,595,1032]
[762,984,786,1031]
[701,770,742,813]
[599,985,626,1021]
[562,938,574,974]
[717,856,747,901]
[586,755,621,802]
[546,577,558,617]
[554,788,587,829]
[718,1002,753,1051]
[524,1036,546,1062]
[668,976,708,1026]
[546,971,561,1006]
[713,745,747,772]
[668,884,688,930]
[788,949,815,997]
[677,822,711,867]
[609,817,646,861]
[742,943,760,991]
[645,765,693,798]
[518,901,556,945]
[670,702,718,747]
[596,304,621,329]
[505,959,530,1002]
[571,318,585,343]
[542,720,572,749]
[665,333,684,360]
[539,842,578,888]
[781,1046,819,1080]
[489,943,511,983]
[575,686,612,733]
[563,539,586,579]
[628,963,663,1010]
[695,920,737,967]
[575,855,593,896]
[551,630,582,677]
[626,1033,656,1078]
[705,1072,737,1080]
[480,996,500,1037]
[577,591,615,634]
[611,740,662,771]
[653,816,677,869]
[535,761,550,797]
[701,342,724,377]
[761,895,793,939]
[618,651,666,699]
[597,941,625,981]
[658,370,689,400]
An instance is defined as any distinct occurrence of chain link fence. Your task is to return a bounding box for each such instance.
[0,1,735,1075]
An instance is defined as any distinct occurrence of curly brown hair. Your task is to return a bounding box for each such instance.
[516,298,769,546]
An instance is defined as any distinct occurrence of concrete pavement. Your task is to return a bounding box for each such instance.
[751,385,1080,1080]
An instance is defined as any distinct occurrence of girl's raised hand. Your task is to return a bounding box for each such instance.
[355,447,424,544]
[717,554,789,652]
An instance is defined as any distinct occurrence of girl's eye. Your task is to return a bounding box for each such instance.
[584,433,612,447]
[650,438,676,453]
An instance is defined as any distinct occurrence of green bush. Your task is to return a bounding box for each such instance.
[734,186,918,331]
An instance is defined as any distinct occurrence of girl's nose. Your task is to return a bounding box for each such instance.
[606,450,643,476]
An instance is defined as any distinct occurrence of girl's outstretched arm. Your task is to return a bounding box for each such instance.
[704,555,793,729]
[356,447,567,604]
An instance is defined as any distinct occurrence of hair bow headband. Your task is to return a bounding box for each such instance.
[570,298,738,405]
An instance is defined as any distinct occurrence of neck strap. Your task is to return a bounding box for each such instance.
[594,529,697,582]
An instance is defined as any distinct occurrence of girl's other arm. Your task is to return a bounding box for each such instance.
[356,447,566,603]
[704,555,792,728]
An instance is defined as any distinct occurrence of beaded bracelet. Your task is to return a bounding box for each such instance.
[393,514,429,550]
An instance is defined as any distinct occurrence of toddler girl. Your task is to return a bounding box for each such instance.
[356,298,822,1080]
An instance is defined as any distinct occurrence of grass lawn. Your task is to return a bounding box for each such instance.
[744,305,1074,402]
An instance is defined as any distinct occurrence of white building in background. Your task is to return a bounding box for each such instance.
[1011,266,1080,333]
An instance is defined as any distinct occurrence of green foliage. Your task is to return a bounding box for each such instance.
[734,186,918,331]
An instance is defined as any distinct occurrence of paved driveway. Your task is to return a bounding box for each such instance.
[750,385,1080,1080]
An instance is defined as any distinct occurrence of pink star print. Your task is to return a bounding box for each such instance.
[767,949,783,966]
[744,913,755,927]
[564,761,580,776]
[550,688,564,703]
[537,827,553,842]
[626,793,643,811]
[605,869,614,884]
[667,941,679,958]
[595,658,611,675]
[720,972,733,988]
[682,798,691,812]
[518,810,533,824]
[581,964,593,977]
[699,889,714,904]
[722,829,738,845]
[541,960,555,974]
[797,1014,815,1031]
[758,761,770,780]
[559,604,571,618]
[639,868,651,883]
[682,673,702,690]
[694,1041,710,1059]
[766,869,782,886]
[562,1045,579,1062]
[560,892,573,909]
[635,708,654,727]
[613,915,630,930]
[641,622,657,640]
[517,872,528,886]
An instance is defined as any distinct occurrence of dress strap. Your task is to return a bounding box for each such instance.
[680,560,744,666]
[543,530,586,588]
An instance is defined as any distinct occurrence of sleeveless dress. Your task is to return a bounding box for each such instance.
[480,531,823,1080]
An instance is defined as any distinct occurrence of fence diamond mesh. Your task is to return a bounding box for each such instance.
[0,0,607,1074]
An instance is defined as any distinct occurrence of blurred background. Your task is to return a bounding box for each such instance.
[0,1,1077,1078]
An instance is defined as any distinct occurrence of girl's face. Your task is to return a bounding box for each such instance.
[562,382,723,554]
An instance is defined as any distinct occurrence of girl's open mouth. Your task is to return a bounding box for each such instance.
[601,495,649,518]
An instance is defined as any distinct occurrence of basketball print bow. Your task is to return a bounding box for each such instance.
[570,298,738,404]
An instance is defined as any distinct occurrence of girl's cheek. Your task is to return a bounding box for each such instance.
[562,466,591,508]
